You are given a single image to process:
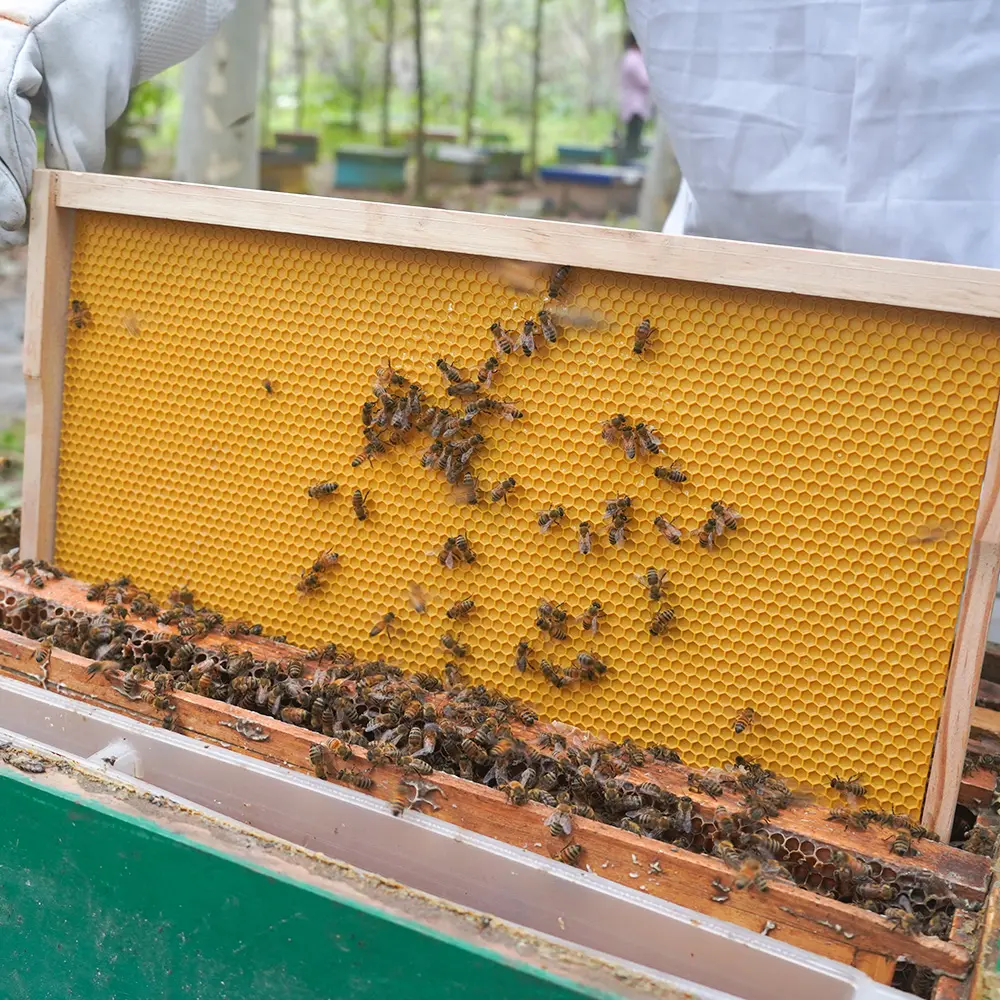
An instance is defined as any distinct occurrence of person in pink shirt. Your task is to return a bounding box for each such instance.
[619,32,651,164]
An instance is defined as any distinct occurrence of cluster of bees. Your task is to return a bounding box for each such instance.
[0,551,65,588]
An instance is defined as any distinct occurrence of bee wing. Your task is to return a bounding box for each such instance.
[714,521,725,537]
[544,304,611,331]
[485,257,549,294]
[406,583,435,613]
[121,310,142,336]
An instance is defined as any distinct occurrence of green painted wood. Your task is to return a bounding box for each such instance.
[0,771,618,1000]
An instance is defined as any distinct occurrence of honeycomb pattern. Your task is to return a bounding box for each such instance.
[54,211,1000,815]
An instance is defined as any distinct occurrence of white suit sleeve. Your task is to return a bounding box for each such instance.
[630,0,1000,267]
[0,0,233,245]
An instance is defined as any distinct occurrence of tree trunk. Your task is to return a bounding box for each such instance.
[462,0,483,145]
[379,0,395,147]
[175,0,264,188]
[527,0,544,175]
[412,0,426,202]
[261,0,273,141]
[291,0,306,130]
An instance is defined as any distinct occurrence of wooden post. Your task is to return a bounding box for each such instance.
[527,0,544,176]
[20,171,74,561]
[412,0,426,203]
[462,0,484,146]
[923,392,1000,838]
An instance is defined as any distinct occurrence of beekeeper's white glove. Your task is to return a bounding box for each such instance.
[0,0,234,245]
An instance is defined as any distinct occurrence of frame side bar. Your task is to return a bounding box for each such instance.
[49,168,1000,321]
[923,386,1000,837]
[21,171,74,560]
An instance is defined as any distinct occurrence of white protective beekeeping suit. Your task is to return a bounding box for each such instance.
[0,0,234,242]
[629,0,1000,268]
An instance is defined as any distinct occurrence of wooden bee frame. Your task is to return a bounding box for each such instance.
[0,570,987,988]
[19,168,1000,847]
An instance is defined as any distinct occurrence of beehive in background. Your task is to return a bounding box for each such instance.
[54,211,1000,814]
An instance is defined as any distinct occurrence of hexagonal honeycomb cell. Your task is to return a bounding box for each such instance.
[54,211,1000,815]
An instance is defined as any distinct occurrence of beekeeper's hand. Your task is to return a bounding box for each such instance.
[0,0,234,245]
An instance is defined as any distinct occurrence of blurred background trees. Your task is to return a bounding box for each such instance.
[124,0,631,176]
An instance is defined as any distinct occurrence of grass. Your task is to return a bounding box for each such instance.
[0,419,24,510]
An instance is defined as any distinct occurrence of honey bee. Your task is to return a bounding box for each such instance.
[390,781,410,816]
[830,774,868,799]
[635,422,660,455]
[649,608,676,635]
[307,481,339,499]
[520,319,537,357]
[401,756,434,776]
[436,358,464,384]
[489,477,517,504]
[310,549,340,573]
[406,582,430,614]
[70,299,91,329]
[556,842,582,866]
[733,857,769,893]
[733,707,756,734]
[446,380,480,397]
[887,830,915,856]
[545,803,574,837]
[642,567,667,601]
[308,743,329,779]
[296,571,322,595]
[827,808,871,831]
[352,488,370,520]
[579,599,605,634]
[495,401,524,421]
[713,839,743,869]
[515,639,531,672]
[491,321,515,356]
[369,612,397,638]
[601,413,629,446]
[688,772,724,797]
[444,661,466,687]
[503,781,528,806]
[573,652,607,680]
[452,473,480,505]
[540,659,567,688]
[453,534,475,563]
[478,356,499,387]
[262,378,274,394]
[547,265,570,298]
[537,506,566,532]
[650,516,682,545]
[575,521,595,555]
[446,598,475,620]
[697,519,721,550]
[461,737,489,764]
[547,615,569,640]
[620,423,638,460]
[885,908,920,935]
[537,310,559,344]
[441,633,469,658]
[281,707,309,726]
[632,318,653,354]
[654,462,688,484]
[375,358,407,388]
[711,501,743,531]
[851,882,894,903]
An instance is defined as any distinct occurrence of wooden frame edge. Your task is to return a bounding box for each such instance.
[48,168,1000,320]
[924,387,1000,838]
[20,171,74,561]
